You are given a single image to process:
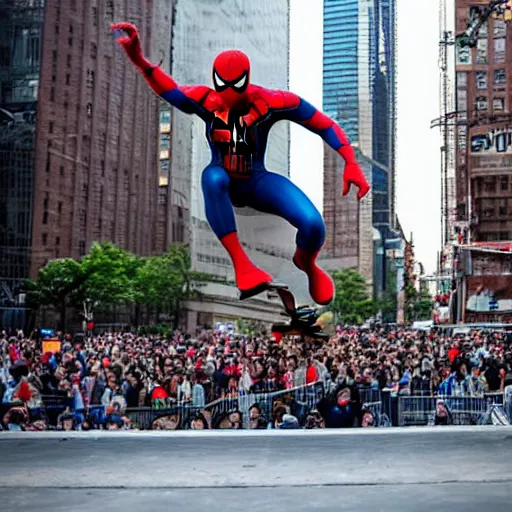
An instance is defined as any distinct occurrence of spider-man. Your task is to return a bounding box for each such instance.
[112,23,369,305]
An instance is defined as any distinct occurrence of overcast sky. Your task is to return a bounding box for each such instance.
[289,0,441,273]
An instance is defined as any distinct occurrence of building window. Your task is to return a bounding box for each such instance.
[50,88,55,102]
[66,74,70,85]
[493,98,505,112]
[476,39,488,64]
[52,74,56,83]
[476,96,488,111]
[49,121,54,134]
[501,176,509,191]
[457,89,467,112]
[79,240,86,256]
[60,166,64,176]
[56,236,60,246]
[42,211,48,224]
[58,201,62,213]
[482,206,495,218]
[456,71,467,88]
[494,19,506,38]
[494,37,506,63]
[484,177,496,193]
[42,233,47,245]
[499,199,507,216]
[476,71,487,89]
[478,20,488,38]
[86,69,95,88]
[78,209,87,227]
[55,24,59,35]
[90,43,97,59]
[494,68,506,86]
[106,0,114,17]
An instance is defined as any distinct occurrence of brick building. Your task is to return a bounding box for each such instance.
[455,0,512,243]
[28,0,175,278]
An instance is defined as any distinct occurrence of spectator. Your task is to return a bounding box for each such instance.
[1,326,511,431]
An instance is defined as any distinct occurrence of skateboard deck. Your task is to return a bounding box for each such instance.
[270,284,329,340]
[238,281,330,340]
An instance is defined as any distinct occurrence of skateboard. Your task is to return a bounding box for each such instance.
[239,281,331,340]
[270,284,330,340]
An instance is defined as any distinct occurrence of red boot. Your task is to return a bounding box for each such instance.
[293,248,334,305]
[221,232,273,297]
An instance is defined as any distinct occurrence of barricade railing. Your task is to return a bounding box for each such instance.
[22,389,512,430]
[204,381,325,429]
[397,394,504,427]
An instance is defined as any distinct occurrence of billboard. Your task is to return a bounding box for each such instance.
[466,275,512,314]
[471,127,512,154]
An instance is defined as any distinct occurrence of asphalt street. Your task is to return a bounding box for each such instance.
[1,427,511,511]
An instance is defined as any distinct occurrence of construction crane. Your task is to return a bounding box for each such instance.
[457,0,511,48]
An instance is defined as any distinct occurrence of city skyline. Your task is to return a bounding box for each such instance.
[290,0,442,273]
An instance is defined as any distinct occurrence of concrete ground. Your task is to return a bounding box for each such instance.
[1,426,511,511]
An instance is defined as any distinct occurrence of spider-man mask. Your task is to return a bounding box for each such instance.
[212,50,250,109]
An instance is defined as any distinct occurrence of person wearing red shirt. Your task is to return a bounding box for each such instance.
[306,358,318,385]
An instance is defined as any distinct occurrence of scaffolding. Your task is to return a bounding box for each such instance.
[433,0,457,257]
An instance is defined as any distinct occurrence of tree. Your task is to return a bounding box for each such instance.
[26,258,85,330]
[135,243,209,327]
[79,241,141,309]
[328,269,375,325]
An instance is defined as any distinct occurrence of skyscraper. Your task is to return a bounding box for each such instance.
[168,1,299,287]
[322,0,397,289]
[0,0,45,296]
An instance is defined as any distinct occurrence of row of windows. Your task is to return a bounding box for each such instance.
[474,176,511,194]
[478,232,511,242]
[457,37,506,66]
[323,73,358,83]
[324,49,358,58]
[472,69,506,89]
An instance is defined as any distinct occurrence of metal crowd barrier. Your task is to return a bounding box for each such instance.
[31,388,511,430]
[204,381,325,429]
[397,394,506,427]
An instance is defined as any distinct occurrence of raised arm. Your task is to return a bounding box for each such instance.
[280,92,370,200]
[111,23,212,117]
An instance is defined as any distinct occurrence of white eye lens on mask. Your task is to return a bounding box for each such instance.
[233,75,246,89]
[214,72,225,88]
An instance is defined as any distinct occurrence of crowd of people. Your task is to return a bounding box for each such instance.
[1,325,512,431]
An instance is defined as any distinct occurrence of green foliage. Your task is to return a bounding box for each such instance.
[80,241,141,307]
[328,268,376,325]
[29,242,212,327]
[26,258,84,309]
[134,243,208,315]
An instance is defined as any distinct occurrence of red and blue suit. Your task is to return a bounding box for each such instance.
[112,23,370,305]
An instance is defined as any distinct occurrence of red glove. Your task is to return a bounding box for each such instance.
[343,163,370,200]
[111,22,149,69]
